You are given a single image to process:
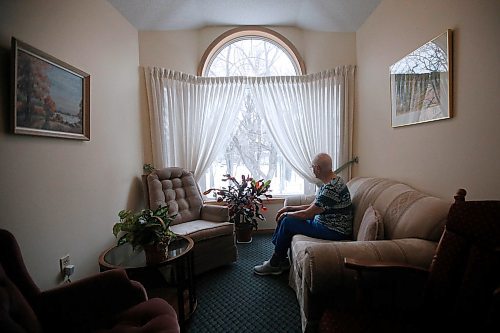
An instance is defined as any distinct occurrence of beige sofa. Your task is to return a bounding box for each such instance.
[285,177,452,332]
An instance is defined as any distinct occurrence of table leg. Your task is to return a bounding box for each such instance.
[188,251,196,313]
[176,259,186,331]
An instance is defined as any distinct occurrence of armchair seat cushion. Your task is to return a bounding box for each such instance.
[170,220,234,242]
[95,298,179,333]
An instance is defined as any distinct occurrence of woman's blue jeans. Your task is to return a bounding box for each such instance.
[271,216,350,258]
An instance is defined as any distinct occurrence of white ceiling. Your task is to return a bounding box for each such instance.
[107,0,382,32]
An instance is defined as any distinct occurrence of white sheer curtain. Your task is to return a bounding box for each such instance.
[144,67,246,180]
[250,66,355,184]
[144,66,355,185]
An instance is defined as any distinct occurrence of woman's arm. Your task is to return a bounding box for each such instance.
[276,204,311,221]
[277,202,324,222]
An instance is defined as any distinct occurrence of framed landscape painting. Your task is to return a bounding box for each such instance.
[11,38,90,140]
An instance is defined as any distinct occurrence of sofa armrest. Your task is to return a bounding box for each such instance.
[284,195,315,207]
[201,204,229,222]
[302,238,436,296]
[37,269,147,330]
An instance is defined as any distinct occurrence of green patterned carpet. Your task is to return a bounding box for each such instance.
[187,233,302,332]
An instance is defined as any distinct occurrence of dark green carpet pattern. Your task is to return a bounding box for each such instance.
[187,234,302,333]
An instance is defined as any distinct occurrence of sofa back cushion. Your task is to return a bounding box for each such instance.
[356,204,384,241]
[347,177,450,242]
[147,168,203,225]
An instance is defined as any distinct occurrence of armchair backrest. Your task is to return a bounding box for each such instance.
[424,200,500,329]
[145,167,204,225]
[0,229,42,332]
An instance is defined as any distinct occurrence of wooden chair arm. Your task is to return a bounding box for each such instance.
[344,257,429,311]
[344,257,429,275]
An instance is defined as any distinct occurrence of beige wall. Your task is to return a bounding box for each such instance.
[355,0,500,200]
[139,26,356,74]
[0,0,143,289]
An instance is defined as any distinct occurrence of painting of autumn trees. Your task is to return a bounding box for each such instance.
[12,38,90,140]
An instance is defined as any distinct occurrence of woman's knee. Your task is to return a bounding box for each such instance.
[280,216,303,234]
[280,217,293,231]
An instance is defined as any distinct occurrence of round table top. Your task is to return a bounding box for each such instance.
[99,235,194,270]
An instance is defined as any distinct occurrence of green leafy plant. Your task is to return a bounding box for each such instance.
[113,205,176,251]
[203,174,272,230]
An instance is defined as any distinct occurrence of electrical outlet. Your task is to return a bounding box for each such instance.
[59,254,70,273]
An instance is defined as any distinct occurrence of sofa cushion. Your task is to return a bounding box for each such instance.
[169,220,234,242]
[356,204,384,241]
[347,177,449,241]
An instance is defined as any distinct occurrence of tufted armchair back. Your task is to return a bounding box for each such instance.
[0,229,42,332]
[146,167,204,225]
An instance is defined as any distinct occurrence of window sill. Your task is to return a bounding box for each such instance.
[204,197,285,205]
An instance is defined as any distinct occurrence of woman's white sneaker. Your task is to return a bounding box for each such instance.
[253,260,284,276]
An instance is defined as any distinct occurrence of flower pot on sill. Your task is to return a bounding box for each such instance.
[236,225,253,244]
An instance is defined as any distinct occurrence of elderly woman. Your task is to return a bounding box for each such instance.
[254,153,353,276]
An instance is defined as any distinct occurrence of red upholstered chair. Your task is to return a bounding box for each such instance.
[319,190,500,333]
[0,229,180,333]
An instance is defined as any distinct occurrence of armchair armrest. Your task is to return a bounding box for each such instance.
[37,269,147,331]
[201,204,229,222]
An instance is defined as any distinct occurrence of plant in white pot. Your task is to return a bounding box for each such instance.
[113,205,176,265]
[204,174,272,243]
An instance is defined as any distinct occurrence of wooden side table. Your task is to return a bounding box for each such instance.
[99,235,196,332]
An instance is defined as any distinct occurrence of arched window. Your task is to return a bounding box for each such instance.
[198,27,313,196]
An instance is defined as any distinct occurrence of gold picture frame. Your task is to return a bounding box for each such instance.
[11,38,90,140]
[390,30,453,127]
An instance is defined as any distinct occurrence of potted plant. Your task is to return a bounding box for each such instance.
[113,205,177,265]
[203,174,272,243]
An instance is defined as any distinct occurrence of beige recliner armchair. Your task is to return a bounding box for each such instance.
[142,167,237,275]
